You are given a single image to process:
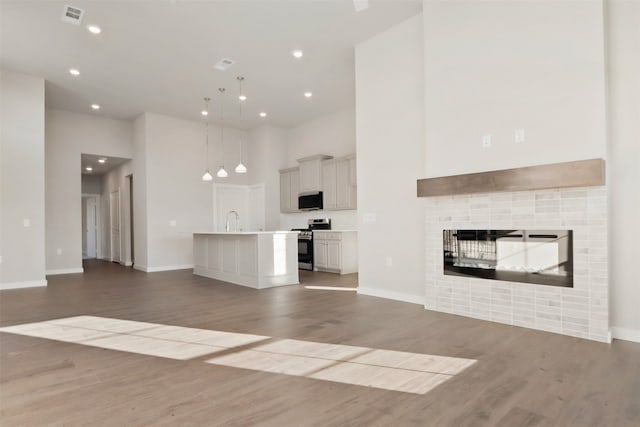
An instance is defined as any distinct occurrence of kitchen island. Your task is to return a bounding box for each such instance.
[193,231,299,289]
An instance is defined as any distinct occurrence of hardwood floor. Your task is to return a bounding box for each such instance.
[1,260,639,426]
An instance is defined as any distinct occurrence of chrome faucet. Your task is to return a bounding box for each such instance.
[225,210,239,232]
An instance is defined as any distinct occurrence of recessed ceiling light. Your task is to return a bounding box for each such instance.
[238,95,247,101]
[98,158,107,164]
[91,104,100,110]
[87,25,101,34]
[259,112,267,117]
[201,110,208,116]
[86,167,93,171]
[69,68,80,76]
[292,50,304,59]
[304,92,313,98]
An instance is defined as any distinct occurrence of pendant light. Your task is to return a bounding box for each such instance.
[201,97,213,181]
[216,88,228,178]
[235,76,247,174]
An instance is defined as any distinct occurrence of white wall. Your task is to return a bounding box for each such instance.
[81,175,102,195]
[45,108,132,274]
[101,161,133,265]
[423,0,607,177]
[141,113,248,271]
[212,183,265,232]
[0,69,46,288]
[606,0,640,341]
[355,14,425,303]
[285,108,356,166]
[132,114,148,268]
[248,125,288,231]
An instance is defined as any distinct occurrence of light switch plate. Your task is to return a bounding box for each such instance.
[364,213,376,223]
[169,220,177,227]
[23,218,30,227]
[482,135,492,148]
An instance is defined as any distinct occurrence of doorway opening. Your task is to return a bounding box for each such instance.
[81,153,133,270]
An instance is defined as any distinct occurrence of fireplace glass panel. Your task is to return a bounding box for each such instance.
[443,229,573,287]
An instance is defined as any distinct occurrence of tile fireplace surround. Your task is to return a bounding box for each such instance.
[424,186,609,342]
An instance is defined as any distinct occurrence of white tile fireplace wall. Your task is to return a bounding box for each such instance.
[424,186,609,342]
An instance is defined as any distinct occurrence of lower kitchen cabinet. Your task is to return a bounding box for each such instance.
[313,230,357,274]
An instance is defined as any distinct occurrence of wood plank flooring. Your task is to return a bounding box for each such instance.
[1,260,639,426]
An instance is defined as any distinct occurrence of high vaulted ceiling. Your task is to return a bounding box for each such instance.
[0,0,421,129]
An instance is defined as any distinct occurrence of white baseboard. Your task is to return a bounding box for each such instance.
[124,261,133,267]
[1,280,48,290]
[46,268,84,276]
[357,287,424,305]
[611,327,640,343]
[134,264,193,273]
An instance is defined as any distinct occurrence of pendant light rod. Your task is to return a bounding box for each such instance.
[235,76,247,174]
[217,88,228,178]
[202,97,213,181]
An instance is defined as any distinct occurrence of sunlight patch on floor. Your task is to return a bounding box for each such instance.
[0,316,268,360]
[205,338,476,395]
[1,316,477,394]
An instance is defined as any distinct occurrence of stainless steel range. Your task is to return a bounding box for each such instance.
[292,218,331,270]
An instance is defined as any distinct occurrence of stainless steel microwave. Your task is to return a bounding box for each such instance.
[298,191,323,211]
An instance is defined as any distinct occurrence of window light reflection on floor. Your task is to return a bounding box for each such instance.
[0,316,477,394]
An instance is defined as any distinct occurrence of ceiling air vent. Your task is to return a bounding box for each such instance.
[213,58,235,71]
[61,5,84,25]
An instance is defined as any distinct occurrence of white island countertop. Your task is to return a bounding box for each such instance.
[193,231,298,235]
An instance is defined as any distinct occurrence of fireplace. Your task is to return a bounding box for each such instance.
[422,186,609,342]
[443,229,573,287]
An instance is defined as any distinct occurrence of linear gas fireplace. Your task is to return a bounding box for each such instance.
[443,229,573,287]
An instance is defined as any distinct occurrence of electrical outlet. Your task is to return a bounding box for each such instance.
[515,128,525,143]
[169,220,177,227]
[23,218,30,227]
[385,257,393,267]
[482,135,492,148]
[364,213,377,223]
[56,248,62,255]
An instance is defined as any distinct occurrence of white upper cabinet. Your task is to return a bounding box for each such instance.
[298,155,332,193]
[280,154,356,213]
[348,154,357,185]
[322,161,338,209]
[289,169,300,211]
[279,167,300,213]
[322,155,357,211]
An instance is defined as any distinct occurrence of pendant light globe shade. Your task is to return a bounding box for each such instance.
[202,170,213,181]
[216,166,228,178]
[235,162,247,174]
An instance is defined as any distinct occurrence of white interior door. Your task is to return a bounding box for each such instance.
[86,197,97,258]
[110,189,121,262]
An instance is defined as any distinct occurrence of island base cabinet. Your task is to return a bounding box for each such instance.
[193,232,299,289]
[313,231,357,274]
